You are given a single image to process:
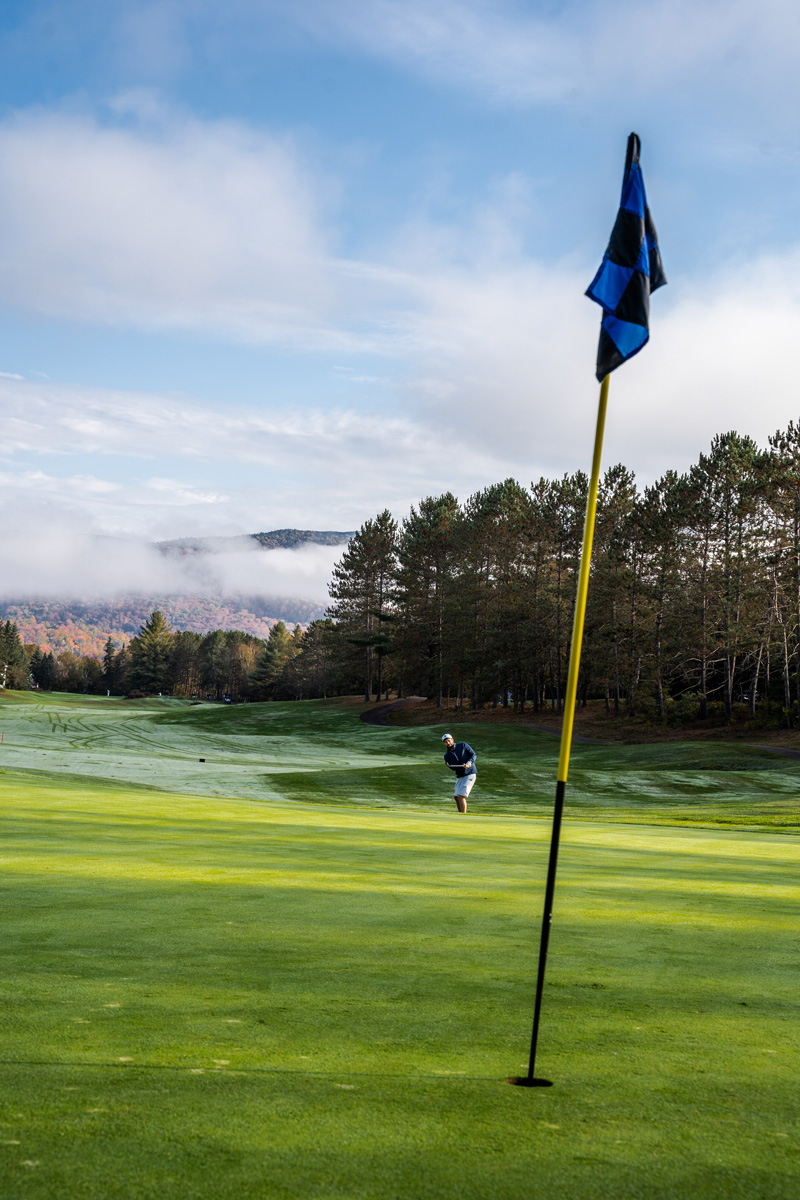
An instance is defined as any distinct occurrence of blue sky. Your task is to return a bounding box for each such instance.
[2,0,800,594]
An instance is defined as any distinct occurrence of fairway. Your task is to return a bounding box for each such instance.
[1,695,799,1198]
[2,691,800,825]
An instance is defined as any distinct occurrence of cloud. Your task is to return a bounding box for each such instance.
[0,506,345,601]
[295,0,579,105]
[11,0,797,117]
[289,0,800,116]
[0,373,512,535]
[0,101,341,346]
[6,208,800,507]
[398,244,800,484]
[6,231,800,538]
[3,90,800,537]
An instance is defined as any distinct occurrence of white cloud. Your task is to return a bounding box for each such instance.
[0,505,345,602]
[295,0,578,105]
[295,0,800,115]
[606,252,800,477]
[2,88,800,539]
[6,214,800,510]
[5,233,800,538]
[0,102,340,346]
[0,373,511,536]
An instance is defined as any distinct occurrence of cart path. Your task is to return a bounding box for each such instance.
[746,743,800,762]
[519,723,608,745]
[360,700,607,742]
[359,698,427,726]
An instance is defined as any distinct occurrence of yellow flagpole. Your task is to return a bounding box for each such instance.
[512,372,610,1088]
[557,371,610,783]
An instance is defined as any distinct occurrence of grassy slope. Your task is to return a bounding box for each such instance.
[2,691,800,826]
[1,694,799,1198]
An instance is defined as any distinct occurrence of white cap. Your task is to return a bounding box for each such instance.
[441,733,453,741]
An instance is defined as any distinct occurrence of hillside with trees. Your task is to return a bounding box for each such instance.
[0,594,324,659]
[1,529,351,657]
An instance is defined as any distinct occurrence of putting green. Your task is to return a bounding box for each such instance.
[0,694,799,1197]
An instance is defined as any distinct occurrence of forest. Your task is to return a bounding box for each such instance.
[326,425,800,728]
[0,614,333,704]
[4,425,800,727]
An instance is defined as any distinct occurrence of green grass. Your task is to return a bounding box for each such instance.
[2,691,800,825]
[1,693,799,1197]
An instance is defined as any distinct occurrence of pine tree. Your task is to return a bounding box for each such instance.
[636,471,686,718]
[395,494,459,705]
[0,621,27,689]
[127,611,174,695]
[102,638,116,693]
[29,646,44,688]
[766,421,800,725]
[328,511,398,701]
[249,622,293,699]
[171,631,203,697]
[682,434,762,720]
[589,464,640,714]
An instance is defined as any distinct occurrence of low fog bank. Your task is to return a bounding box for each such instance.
[0,515,344,604]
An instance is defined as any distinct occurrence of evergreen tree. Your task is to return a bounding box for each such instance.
[636,471,686,717]
[589,465,640,714]
[395,494,459,705]
[29,646,44,688]
[681,434,762,720]
[127,611,174,695]
[249,622,293,699]
[102,638,116,692]
[113,646,128,694]
[766,420,800,725]
[0,621,27,689]
[328,511,398,701]
[171,631,203,697]
[289,618,338,698]
[38,652,57,690]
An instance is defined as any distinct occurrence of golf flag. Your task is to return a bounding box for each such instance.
[514,133,665,1089]
[586,132,666,380]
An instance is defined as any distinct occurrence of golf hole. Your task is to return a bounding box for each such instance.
[506,1076,554,1088]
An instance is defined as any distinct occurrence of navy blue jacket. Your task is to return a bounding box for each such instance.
[444,742,477,778]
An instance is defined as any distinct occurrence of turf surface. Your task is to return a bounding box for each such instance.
[1,694,799,1198]
[2,691,800,825]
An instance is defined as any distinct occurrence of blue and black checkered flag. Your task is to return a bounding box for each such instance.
[586,133,666,381]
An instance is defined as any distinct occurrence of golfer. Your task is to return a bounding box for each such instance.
[441,733,477,814]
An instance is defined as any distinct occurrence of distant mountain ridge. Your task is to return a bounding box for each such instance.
[3,529,352,657]
[3,593,327,659]
[156,528,355,556]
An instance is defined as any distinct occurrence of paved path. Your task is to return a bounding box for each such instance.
[359,697,427,726]
[518,723,608,745]
[360,701,607,743]
[745,743,800,762]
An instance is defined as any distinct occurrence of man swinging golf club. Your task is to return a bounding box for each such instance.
[441,733,477,814]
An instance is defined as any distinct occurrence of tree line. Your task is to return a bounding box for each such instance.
[6,422,800,726]
[1,611,347,702]
[326,425,800,727]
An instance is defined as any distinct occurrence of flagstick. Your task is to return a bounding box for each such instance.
[512,373,610,1088]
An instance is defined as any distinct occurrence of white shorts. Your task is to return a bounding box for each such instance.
[454,774,476,798]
